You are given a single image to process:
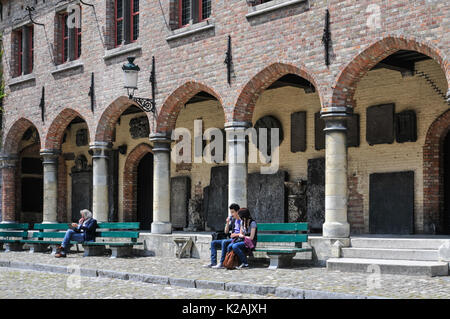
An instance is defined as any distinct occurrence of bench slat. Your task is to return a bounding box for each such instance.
[34,224,69,230]
[254,248,312,253]
[0,231,28,238]
[258,223,308,232]
[97,231,139,238]
[97,222,140,229]
[0,223,29,230]
[83,242,143,246]
[33,232,65,239]
[257,233,308,243]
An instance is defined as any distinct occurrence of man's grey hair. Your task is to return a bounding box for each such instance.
[80,209,93,219]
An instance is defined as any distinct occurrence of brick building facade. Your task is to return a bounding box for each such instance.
[0,0,449,237]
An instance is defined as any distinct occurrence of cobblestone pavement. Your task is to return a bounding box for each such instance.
[1,251,450,299]
[0,268,279,299]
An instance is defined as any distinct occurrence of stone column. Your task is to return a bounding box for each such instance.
[225,122,250,209]
[0,154,18,223]
[40,149,60,223]
[90,141,112,222]
[150,132,172,234]
[321,106,352,238]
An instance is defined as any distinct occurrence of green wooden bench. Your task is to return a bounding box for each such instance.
[0,223,29,252]
[83,222,142,258]
[254,222,311,269]
[21,223,79,254]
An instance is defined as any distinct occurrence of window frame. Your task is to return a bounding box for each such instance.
[130,0,139,43]
[178,0,211,29]
[58,5,82,64]
[13,25,34,77]
[114,0,139,48]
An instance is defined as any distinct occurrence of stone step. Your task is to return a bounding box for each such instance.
[350,238,450,250]
[341,247,439,261]
[326,258,449,277]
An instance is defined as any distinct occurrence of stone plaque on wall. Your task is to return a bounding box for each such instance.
[369,171,414,234]
[307,157,325,232]
[76,129,89,146]
[366,103,395,145]
[291,111,306,152]
[247,170,287,223]
[171,176,191,230]
[314,112,325,151]
[204,166,228,231]
[129,116,150,139]
[396,110,417,143]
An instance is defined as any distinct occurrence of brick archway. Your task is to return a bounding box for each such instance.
[232,62,321,123]
[44,108,89,150]
[3,118,42,155]
[423,109,450,234]
[123,143,153,222]
[96,96,151,143]
[156,81,224,133]
[331,36,450,108]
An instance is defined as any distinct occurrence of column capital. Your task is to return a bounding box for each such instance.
[224,121,252,130]
[40,149,61,164]
[89,141,112,158]
[150,132,172,152]
[0,154,18,169]
[321,106,353,133]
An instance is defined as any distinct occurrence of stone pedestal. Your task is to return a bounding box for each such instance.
[40,149,60,223]
[150,133,172,234]
[225,122,250,209]
[0,154,18,223]
[321,107,352,238]
[90,142,112,222]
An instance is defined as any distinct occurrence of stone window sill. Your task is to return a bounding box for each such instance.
[51,60,84,75]
[103,43,142,61]
[8,73,36,87]
[246,0,308,18]
[166,20,215,42]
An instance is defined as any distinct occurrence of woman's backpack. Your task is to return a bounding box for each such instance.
[223,250,239,270]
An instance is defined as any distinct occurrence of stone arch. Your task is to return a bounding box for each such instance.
[156,81,225,133]
[3,118,42,155]
[423,109,450,234]
[331,36,450,108]
[122,143,153,222]
[44,108,90,150]
[232,62,322,123]
[95,96,151,143]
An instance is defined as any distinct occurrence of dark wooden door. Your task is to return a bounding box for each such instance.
[137,153,153,230]
[369,171,414,234]
[444,132,450,234]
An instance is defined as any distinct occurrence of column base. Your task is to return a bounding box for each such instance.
[151,222,172,234]
[322,221,350,238]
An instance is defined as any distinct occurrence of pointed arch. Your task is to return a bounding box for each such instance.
[423,109,450,233]
[44,108,89,150]
[330,36,450,108]
[3,117,42,155]
[122,143,153,222]
[232,62,322,123]
[155,81,225,133]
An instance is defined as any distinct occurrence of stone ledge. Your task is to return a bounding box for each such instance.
[166,21,215,42]
[8,73,36,87]
[103,44,142,61]
[50,60,84,75]
[246,0,308,18]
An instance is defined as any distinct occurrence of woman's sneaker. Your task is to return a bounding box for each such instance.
[203,263,215,268]
[237,263,249,269]
[212,263,224,269]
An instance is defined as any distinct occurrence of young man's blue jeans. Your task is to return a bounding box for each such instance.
[210,239,233,265]
[227,241,248,265]
[61,229,85,252]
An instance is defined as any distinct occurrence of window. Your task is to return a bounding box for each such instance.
[114,0,139,47]
[178,0,211,28]
[57,6,82,64]
[12,25,34,77]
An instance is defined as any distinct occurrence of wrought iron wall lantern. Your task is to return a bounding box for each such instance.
[122,56,156,114]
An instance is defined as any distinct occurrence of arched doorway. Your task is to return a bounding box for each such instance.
[444,131,450,234]
[137,152,153,230]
